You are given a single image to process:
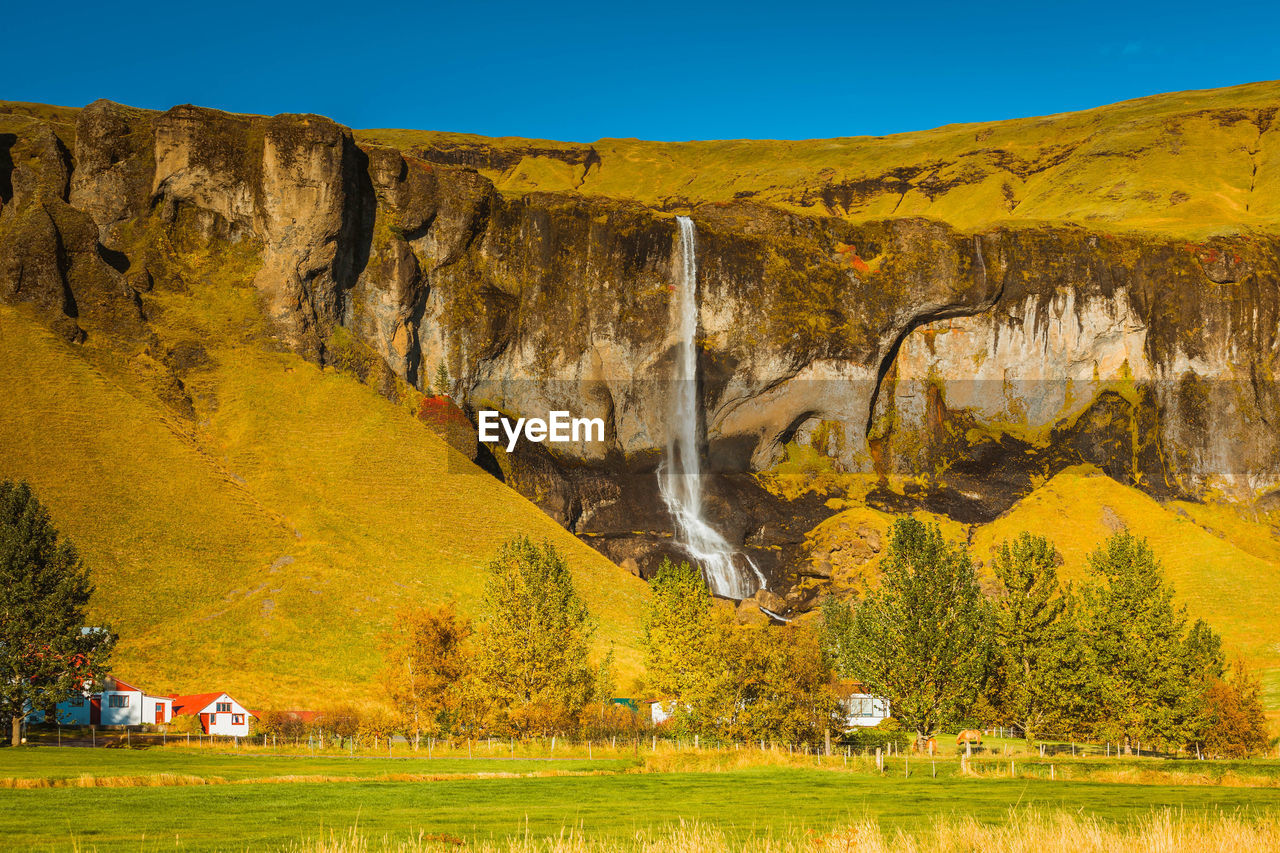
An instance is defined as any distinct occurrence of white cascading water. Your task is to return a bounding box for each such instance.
[659,216,766,599]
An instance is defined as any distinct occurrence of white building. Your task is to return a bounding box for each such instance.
[170,692,255,737]
[649,699,678,726]
[836,681,891,728]
[25,675,173,727]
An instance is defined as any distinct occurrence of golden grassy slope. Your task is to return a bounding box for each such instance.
[0,290,647,710]
[361,81,1280,238]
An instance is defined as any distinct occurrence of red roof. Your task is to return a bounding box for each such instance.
[105,675,142,693]
[169,692,258,718]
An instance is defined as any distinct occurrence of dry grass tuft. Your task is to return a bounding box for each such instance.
[0,772,218,789]
[283,812,1280,852]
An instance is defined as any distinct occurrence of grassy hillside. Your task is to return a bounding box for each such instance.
[360,81,1280,238]
[0,284,647,709]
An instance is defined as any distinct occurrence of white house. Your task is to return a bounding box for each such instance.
[649,699,677,726]
[170,692,255,737]
[26,675,173,727]
[836,681,891,728]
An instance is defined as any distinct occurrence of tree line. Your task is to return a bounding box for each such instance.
[822,518,1270,757]
[2,477,1271,757]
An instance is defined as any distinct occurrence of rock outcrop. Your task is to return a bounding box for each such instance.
[2,89,1278,604]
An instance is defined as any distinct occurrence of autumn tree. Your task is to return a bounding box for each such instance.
[0,481,115,746]
[720,621,838,745]
[472,537,596,736]
[382,602,472,741]
[642,558,721,729]
[986,532,1085,743]
[835,517,991,745]
[1202,657,1271,758]
[644,559,838,742]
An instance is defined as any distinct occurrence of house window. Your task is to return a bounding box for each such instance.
[232,714,244,725]
[216,702,232,713]
[108,695,129,708]
[70,696,85,706]
[207,714,216,725]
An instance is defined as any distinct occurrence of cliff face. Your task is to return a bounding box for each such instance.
[3,89,1278,602]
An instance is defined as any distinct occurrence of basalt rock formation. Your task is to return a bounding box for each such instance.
[3,85,1278,608]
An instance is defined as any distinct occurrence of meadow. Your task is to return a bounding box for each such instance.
[3,744,1280,851]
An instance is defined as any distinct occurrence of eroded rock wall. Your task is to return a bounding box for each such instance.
[3,99,1278,591]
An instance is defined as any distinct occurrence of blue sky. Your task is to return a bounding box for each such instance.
[7,1,1278,141]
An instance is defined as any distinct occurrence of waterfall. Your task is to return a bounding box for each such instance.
[658,216,765,599]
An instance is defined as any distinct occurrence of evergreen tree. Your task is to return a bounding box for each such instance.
[472,537,595,736]
[0,480,115,746]
[841,517,991,744]
[433,361,450,398]
[987,532,1082,743]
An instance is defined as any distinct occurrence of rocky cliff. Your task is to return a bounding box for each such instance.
[3,85,1278,609]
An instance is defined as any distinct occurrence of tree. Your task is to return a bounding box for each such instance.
[986,532,1083,743]
[1202,657,1270,758]
[837,517,991,744]
[0,480,115,746]
[1180,618,1227,750]
[720,621,838,745]
[642,558,719,718]
[382,603,472,742]
[433,361,451,398]
[1076,531,1208,750]
[472,537,596,736]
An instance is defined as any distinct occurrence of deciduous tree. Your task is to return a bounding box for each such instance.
[987,532,1083,743]
[1076,531,1209,750]
[382,602,472,741]
[837,517,991,744]
[642,558,720,725]
[473,537,596,736]
[1203,656,1270,758]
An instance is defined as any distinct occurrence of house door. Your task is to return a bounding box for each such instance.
[155,703,164,724]
[89,697,101,726]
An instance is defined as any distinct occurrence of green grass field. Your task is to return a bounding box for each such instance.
[2,746,1279,851]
